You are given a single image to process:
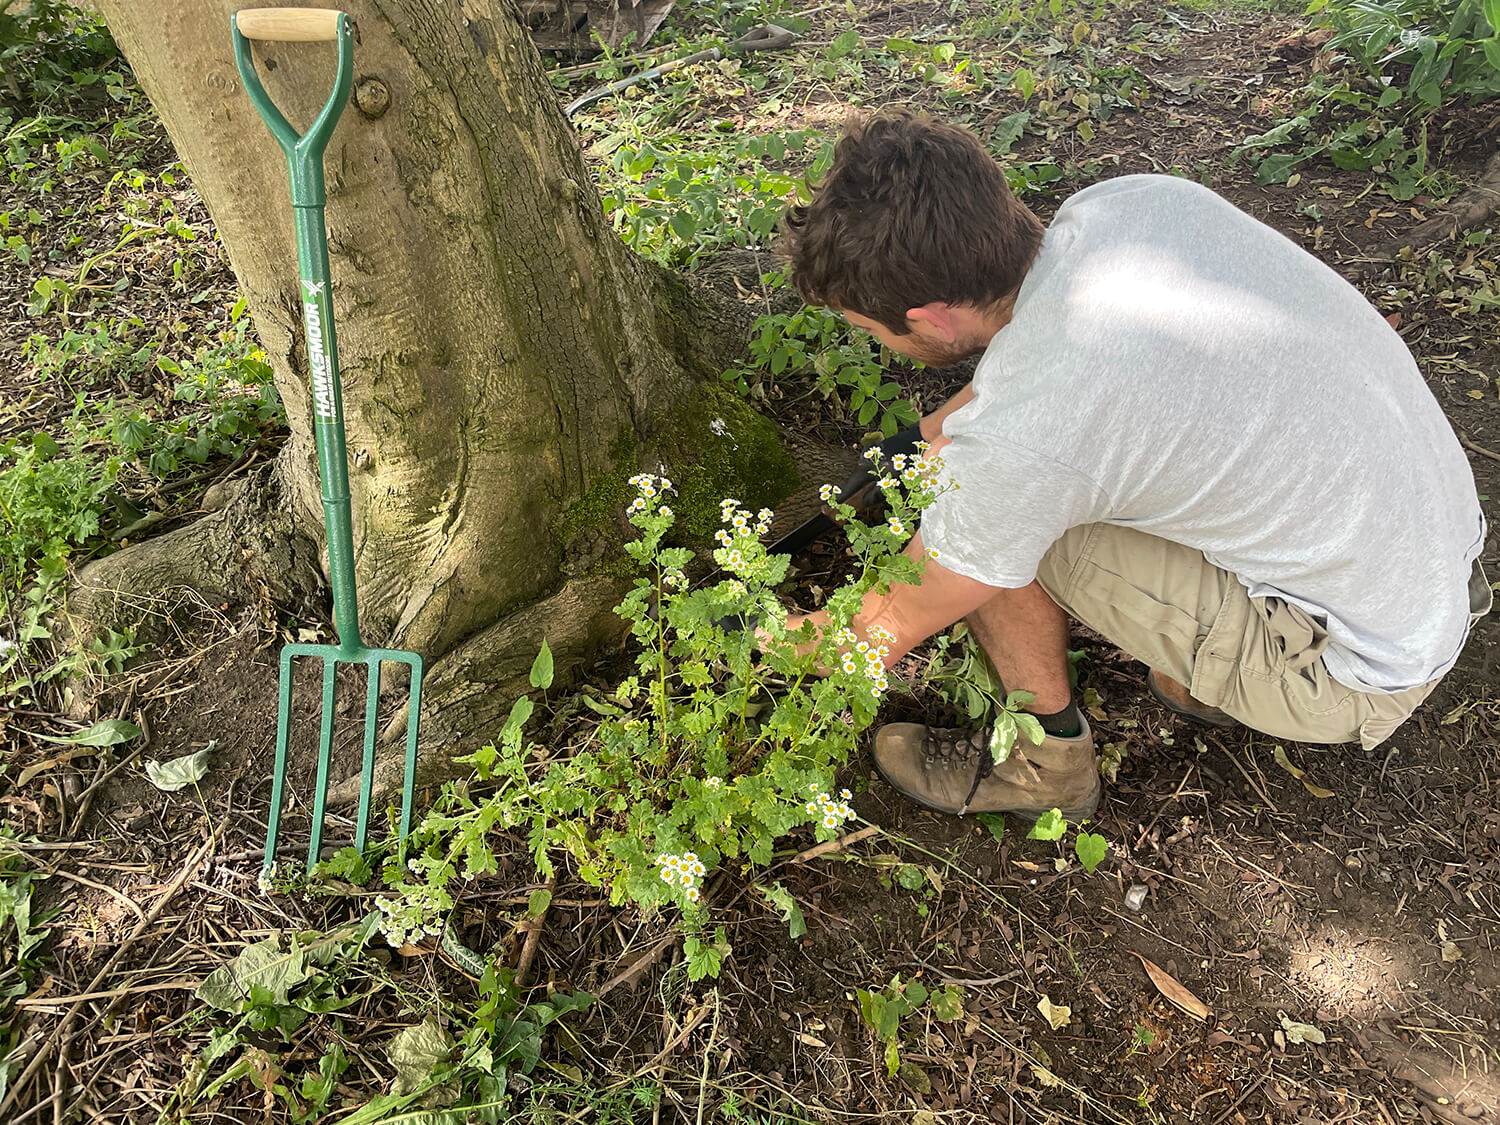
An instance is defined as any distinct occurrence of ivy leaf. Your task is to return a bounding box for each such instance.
[387,1017,453,1094]
[145,747,211,792]
[1074,831,1109,874]
[1027,808,1067,842]
[529,640,554,690]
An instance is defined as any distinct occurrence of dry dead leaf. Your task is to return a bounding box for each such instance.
[1031,1062,1064,1087]
[1271,744,1336,799]
[1037,994,1072,1030]
[1133,952,1211,1021]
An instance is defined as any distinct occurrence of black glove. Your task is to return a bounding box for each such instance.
[836,422,925,517]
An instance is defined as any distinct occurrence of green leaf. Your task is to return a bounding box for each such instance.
[759,883,807,939]
[1027,808,1067,842]
[387,1017,453,1094]
[1074,831,1109,874]
[884,1038,901,1077]
[931,984,965,1021]
[196,936,312,1012]
[32,718,140,747]
[989,714,1018,763]
[144,747,211,792]
[529,640,554,690]
[527,889,552,918]
[1013,712,1046,747]
[975,812,1005,843]
[1004,689,1035,710]
[828,29,861,59]
[1253,152,1305,186]
[1012,66,1036,101]
[990,110,1030,155]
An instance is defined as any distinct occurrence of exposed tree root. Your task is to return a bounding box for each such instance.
[66,461,324,649]
[1361,147,1500,273]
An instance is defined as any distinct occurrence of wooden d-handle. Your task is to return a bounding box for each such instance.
[235,8,344,41]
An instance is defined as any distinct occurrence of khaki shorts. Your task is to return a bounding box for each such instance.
[1036,523,1492,750]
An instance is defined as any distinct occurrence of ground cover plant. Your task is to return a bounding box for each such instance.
[0,0,1497,1121]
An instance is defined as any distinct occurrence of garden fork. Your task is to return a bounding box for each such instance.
[231,8,423,877]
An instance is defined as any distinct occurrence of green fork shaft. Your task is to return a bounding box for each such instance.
[235,9,423,877]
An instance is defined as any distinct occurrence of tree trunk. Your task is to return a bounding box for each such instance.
[82,0,797,760]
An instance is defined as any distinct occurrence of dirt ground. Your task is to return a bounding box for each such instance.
[5,0,1499,1122]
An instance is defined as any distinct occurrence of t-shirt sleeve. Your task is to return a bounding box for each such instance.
[920,435,1107,588]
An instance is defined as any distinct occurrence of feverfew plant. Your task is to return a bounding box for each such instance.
[376,450,951,972]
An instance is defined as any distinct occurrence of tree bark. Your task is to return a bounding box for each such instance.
[82,0,798,753]
[89,0,786,660]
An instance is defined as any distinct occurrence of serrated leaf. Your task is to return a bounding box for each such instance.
[1027,808,1066,842]
[32,718,140,747]
[1037,994,1071,1029]
[529,640,554,690]
[1014,712,1046,746]
[526,889,552,918]
[196,936,312,1012]
[931,984,964,1021]
[145,747,211,792]
[387,1017,453,1093]
[1074,831,1109,874]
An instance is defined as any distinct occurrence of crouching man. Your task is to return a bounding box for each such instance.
[781,111,1490,821]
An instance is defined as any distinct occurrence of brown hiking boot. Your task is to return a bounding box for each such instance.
[1147,670,1236,728]
[872,717,1101,820]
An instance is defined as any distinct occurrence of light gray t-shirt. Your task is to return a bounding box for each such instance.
[922,174,1486,693]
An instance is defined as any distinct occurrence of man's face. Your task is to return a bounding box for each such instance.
[841,308,979,368]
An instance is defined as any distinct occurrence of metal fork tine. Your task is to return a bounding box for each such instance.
[263,648,297,876]
[399,656,424,847]
[354,660,380,851]
[307,657,338,868]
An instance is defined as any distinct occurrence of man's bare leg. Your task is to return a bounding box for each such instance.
[870,577,1099,817]
[965,580,1072,714]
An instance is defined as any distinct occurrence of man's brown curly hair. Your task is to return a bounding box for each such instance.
[782,110,1044,334]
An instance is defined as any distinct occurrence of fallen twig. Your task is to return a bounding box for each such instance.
[514,877,555,989]
[789,823,881,864]
[1460,431,1500,465]
[598,933,678,998]
[0,822,222,1122]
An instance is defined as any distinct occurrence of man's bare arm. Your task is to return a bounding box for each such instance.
[788,531,998,664]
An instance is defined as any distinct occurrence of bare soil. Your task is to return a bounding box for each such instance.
[5,1,1498,1122]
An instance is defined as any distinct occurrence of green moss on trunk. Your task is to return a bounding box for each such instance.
[558,383,797,571]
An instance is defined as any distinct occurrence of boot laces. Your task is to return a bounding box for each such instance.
[922,726,995,811]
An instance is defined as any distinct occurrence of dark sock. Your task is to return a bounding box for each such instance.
[1031,701,1082,739]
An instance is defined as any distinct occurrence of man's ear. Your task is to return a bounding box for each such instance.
[905,302,957,342]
